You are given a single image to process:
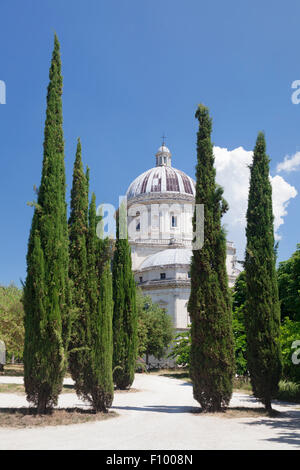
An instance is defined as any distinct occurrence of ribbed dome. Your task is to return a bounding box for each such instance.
[126,166,195,200]
[140,248,192,270]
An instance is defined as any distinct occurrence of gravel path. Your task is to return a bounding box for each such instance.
[0,374,299,450]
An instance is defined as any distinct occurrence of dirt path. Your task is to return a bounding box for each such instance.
[0,374,299,450]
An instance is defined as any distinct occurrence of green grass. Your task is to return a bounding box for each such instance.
[276,380,300,403]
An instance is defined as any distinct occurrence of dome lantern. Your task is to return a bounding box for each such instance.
[155,144,172,167]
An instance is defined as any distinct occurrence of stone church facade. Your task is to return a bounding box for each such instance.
[126,143,240,331]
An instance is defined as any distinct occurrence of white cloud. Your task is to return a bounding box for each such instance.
[277,151,300,173]
[270,175,298,237]
[213,146,297,260]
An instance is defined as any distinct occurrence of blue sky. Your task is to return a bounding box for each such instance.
[0,0,299,285]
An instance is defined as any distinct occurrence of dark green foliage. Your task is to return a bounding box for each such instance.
[84,196,114,411]
[23,34,71,413]
[232,306,247,376]
[188,104,235,412]
[244,132,282,412]
[232,272,248,376]
[68,143,114,412]
[232,271,247,310]
[112,208,137,389]
[92,239,114,410]
[278,244,300,322]
[136,290,173,363]
[68,138,89,397]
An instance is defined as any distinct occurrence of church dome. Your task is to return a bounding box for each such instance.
[126,144,195,200]
[139,248,192,270]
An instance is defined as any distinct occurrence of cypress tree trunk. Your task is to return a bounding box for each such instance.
[244,132,282,413]
[112,209,137,389]
[23,34,70,413]
[188,104,235,412]
[68,138,89,395]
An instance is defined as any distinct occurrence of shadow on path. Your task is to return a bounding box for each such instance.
[112,404,199,414]
[244,409,300,448]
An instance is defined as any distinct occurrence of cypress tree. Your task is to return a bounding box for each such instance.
[112,207,137,389]
[93,238,114,410]
[244,132,282,413]
[83,194,114,411]
[188,104,235,412]
[68,138,89,394]
[23,34,70,413]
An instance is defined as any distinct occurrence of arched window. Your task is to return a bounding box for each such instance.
[171,214,177,228]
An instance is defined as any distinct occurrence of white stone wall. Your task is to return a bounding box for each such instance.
[174,289,191,329]
[128,200,194,254]
[128,194,239,331]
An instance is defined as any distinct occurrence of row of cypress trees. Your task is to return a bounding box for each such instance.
[23,35,137,414]
[188,105,282,413]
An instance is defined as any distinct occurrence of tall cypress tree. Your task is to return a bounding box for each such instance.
[68,138,89,394]
[112,206,137,389]
[23,34,70,413]
[82,194,114,411]
[244,132,282,413]
[188,104,235,412]
[93,237,114,410]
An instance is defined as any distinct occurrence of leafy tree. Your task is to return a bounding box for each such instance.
[188,104,235,412]
[112,205,137,389]
[244,132,282,413]
[136,290,174,364]
[280,318,300,384]
[136,292,149,358]
[168,330,191,368]
[0,284,24,362]
[278,244,300,322]
[23,34,71,413]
